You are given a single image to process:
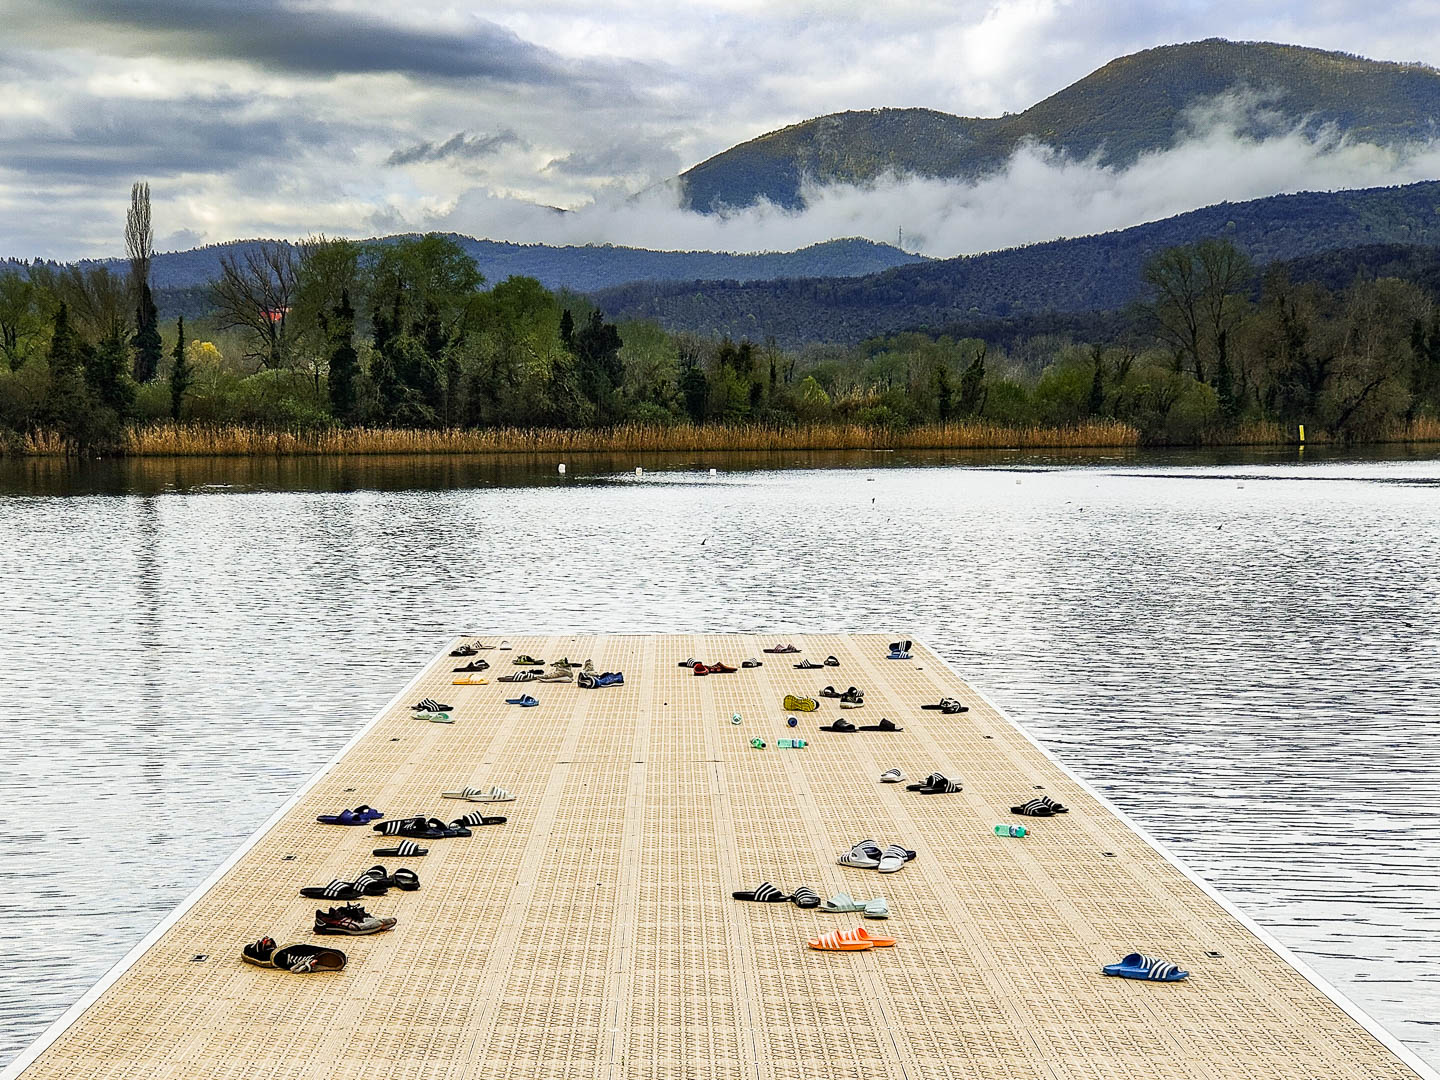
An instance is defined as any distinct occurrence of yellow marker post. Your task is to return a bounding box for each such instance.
[1298,423,1306,443]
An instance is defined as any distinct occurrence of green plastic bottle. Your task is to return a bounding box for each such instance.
[994,824,1026,837]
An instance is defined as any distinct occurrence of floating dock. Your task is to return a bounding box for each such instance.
[6,635,1434,1080]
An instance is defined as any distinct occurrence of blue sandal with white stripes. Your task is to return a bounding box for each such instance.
[1102,953,1189,981]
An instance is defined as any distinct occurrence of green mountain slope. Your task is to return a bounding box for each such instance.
[680,39,1440,211]
[594,181,1440,345]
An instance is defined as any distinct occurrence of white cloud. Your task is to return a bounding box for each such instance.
[431,91,1440,258]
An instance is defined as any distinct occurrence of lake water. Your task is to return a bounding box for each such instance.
[1,447,1437,1070]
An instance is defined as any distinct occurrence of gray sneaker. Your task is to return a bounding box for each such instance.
[314,905,396,936]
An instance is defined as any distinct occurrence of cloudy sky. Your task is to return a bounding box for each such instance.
[3,0,1440,260]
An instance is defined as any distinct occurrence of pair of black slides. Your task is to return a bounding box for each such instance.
[819,685,865,706]
[372,811,506,839]
[299,865,419,901]
[795,655,840,670]
[906,771,963,794]
[732,882,821,908]
[820,718,903,733]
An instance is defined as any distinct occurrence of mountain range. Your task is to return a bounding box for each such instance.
[678,39,1440,212]
[595,182,1440,346]
[1,236,921,295]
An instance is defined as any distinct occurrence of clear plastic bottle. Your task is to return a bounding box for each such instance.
[994,824,1027,837]
[730,713,742,725]
[778,738,807,749]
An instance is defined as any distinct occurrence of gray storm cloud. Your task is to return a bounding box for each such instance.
[386,131,529,167]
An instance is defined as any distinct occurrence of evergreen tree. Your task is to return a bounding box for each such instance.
[87,327,136,418]
[169,316,191,421]
[1214,329,1239,419]
[957,345,987,416]
[44,303,98,449]
[326,291,358,423]
[559,308,575,352]
[1087,348,1106,417]
[930,361,953,422]
[575,309,624,423]
[131,282,162,382]
[679,352,709,424]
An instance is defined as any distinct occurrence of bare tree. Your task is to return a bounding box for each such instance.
[210,242,298,369]
[125,181,153,298]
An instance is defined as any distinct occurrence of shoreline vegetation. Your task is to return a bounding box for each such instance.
[8,416,1440,457]
[4,190,1439,459]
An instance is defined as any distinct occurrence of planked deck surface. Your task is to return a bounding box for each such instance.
[7,634,1432,1080]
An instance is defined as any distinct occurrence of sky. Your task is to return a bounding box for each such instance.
[3,0,1440,261]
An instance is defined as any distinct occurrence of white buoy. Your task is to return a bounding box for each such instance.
[557,463,566,474]
[709,468,717,476]
[635,466,643,476]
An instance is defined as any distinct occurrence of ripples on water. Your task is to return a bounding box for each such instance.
[0,449,1437,1068]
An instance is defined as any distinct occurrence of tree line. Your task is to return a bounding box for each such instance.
[1,184,1438,451]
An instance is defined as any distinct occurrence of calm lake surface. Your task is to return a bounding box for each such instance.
[1,447,1437,1069]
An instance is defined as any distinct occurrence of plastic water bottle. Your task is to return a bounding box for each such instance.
[730,713,742,725]
[786,716,798,728]
[994,824,1027,838]
[778,738,807,749]
[750,737,766,749]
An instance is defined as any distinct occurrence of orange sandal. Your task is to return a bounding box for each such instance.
[848,926,896,947]
[808,929,873,951]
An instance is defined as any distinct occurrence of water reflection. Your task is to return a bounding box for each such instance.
[0,452,1437,1068]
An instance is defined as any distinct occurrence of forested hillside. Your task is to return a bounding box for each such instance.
[679,39,1440,211]
[597,182,1440,345]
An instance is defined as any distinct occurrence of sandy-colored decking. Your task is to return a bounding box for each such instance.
[7,635,1432,1080]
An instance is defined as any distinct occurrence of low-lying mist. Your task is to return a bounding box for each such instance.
[436,92,1440,258]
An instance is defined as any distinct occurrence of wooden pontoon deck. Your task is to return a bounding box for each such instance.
[6,634,1434,1080]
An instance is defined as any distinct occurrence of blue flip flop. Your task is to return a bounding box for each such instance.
[317,806,384,826]
[505,695,539,707]
[1102,953,1189,981]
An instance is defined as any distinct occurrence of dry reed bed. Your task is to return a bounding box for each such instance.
[9,416,1440,456]
[119,420,1139,455]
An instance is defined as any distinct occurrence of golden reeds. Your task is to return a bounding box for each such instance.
[8,416,1440,457]
[102,420,1140,456]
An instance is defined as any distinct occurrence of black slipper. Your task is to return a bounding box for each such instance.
[919,776,963,793]
[921,697,969,713]
[732,881,791,902]
[824,655,839,666]
[451,811,507,828]
[906,772,944,791]
[795,659,824,670]
[819,685,841,698]
[819,719,857,732]
[791,886,821,909]
[1011,799,1056,817]
[857,718,903,731]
